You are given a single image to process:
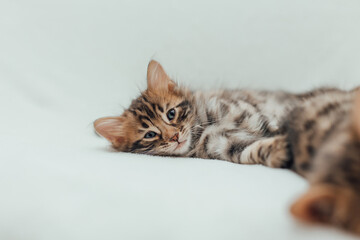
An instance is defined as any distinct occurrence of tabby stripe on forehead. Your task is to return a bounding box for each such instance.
[139,115,153,125]
[151,103,161,114]
[176,100,190,108]
[157,105,164,112]
[141,122,149,128]
[129,109,137,116]
[142,96,151,104]
[139,115,152,123]
[141,104,156,118]
[140,96,157,117]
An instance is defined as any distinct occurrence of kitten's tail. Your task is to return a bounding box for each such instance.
[290,184,360,233]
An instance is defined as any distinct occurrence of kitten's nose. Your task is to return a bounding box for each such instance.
[170,133,179,142]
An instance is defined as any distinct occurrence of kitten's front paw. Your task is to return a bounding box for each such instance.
[266,136,292,168]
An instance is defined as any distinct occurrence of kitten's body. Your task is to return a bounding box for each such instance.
[285,89,360,232]
[187,89,297,166]
[94,60,360,234]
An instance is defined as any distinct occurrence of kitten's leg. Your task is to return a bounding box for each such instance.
[238,135,292,168]
[197,131,291,168]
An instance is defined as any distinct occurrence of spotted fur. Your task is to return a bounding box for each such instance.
[94,60,360,234]
[283,88,360,233]
[94,60,299,167]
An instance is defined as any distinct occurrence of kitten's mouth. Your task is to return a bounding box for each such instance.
[175,140,187,150]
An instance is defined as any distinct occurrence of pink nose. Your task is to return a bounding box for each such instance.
[170,133,179,142]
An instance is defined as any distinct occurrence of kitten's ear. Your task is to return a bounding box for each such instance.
[147,60,176,93]
[290,184,350,225]
[94,117,125,147]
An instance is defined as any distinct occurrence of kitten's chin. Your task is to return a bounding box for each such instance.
[173,141,189,154]
[172,134,191,155]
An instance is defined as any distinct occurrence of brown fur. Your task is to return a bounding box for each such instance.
[94,60,360,234]
[285,90,360,234]
[95,61,196,155]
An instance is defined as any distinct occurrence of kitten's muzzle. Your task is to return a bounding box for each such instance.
[170,133,179,142]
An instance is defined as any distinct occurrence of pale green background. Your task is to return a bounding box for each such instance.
[1,0,360,239]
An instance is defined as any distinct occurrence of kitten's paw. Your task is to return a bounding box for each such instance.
[265,136,292,168]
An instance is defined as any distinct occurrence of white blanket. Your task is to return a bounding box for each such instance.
[1,0,360,239]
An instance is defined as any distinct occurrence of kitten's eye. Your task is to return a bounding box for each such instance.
[167,108,176,120]
[144,131,157,139]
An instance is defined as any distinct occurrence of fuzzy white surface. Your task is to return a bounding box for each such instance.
[1,0,360,239]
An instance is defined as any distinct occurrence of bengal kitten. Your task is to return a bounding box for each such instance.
[94,60,298,167]
[94,60,360,234]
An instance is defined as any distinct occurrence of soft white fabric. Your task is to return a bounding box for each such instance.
[1,0,360,239]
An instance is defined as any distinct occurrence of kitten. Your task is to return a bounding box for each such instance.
[94,60,360,234]
[94,60,298,167]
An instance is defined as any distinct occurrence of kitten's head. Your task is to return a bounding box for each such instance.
[94,60,196,155]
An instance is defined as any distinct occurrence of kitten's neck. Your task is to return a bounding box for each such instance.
[186,91,221,156]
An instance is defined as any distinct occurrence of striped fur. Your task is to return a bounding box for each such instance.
[94,60,360,234]
[94,61,298,167]
[284,89,360,233]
